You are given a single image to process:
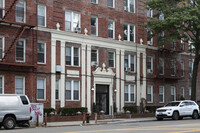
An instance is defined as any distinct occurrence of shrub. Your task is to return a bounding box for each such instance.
[146,106,161,113]
[123,106,138,114]
[44,108,56,116]
[58,107,87,116]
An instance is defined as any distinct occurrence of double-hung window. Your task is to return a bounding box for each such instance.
[65,80,80,100]
[124,54,135,72]
[147,29,153,45]
[56,79,60,100]
[181,39,185,50]
[0,75,4,94]
[15,76,25,94]
[124,84,135,102]
[170,86,175,101]
[16,39,25,62]
[37,78,46,100]
[159,12,164,20]
[108,0,114,8]
[91,17,98,36]
[16,0,26,23]
[37,5,46,27]
[108,20,115,39]
[147,8,153,17]
[65,11,81,32]
[181,61,184,77]
[147,85,153,103]
[181,87,184,97]
[170,60,176,76]
[0,0,5,19]
[108,52,115,68]
[124,0,135,13]
[91,49,98,66]
[189,61,193,77]
[159,86,164,103]
[147,56,153,74]
[0,36,4,60]
[37,42,46,64]
[159,58,164,75]
[123,24,135,42]
[65,46,80,66]
[91,0,98,4]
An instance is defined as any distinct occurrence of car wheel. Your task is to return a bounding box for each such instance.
[156,117,163,121]
[3,117,16,130]
[172,111,179,120]
[192,111,199,119]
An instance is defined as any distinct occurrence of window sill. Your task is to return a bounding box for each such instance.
[91,2,98,5]
[125,101,135,103]
[65,100,80,102]
[66,65,80,68]
[16,60,25,63]
[147,102,153,103]
[37,99,46,101]
[38,62,46,65]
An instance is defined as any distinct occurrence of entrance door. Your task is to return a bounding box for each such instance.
[96,85,109,114]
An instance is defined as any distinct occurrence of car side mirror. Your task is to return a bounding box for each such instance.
[180,104,184,107]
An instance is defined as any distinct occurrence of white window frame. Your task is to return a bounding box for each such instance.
[108,0,115,8]
[65,80,80,101]
[0,75,4,94]
[124,84,135,103]
[159,86,164,103]
[65,46,80,66]
[108,20,115,39]
[170,86,176,101]
[108,51,115,68]
[147,29,153,45]
[91,49,99,66]
[56,79,60,100]
[91,0,98,4]
[91,16,98,36]
[37,77,46,100]
[147,8,153,17]
[181,87,184,97]
[15,76,25,94]
[124,24,135,42]
[147,56,153,73]
[37,5,46,27]
[37,42,46,64]
[16,0,26,23]
[65,11,81,32]
[124,0,135,13]
[0,0,5,19]
[0,36,4,60]
[124,54,136,72]
[170,60,176,76]
[16,39,26,62]
[147,85,153,103]
[181,61,184,77]
[159,58,164,75]
[189,60,193,77]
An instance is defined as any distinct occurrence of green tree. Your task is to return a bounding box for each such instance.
[145,0,200,101]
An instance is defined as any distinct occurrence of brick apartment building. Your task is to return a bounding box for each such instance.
[0,0,198,114]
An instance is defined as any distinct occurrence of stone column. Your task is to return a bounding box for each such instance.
[116,49,120,112]
[136,52,141,106]
[51,39,56,109]
[86,45,91,112]
[60,40,66,107]
[81,44,86,107]
[120,50,125,111]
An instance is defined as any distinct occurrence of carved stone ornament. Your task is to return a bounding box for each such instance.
[118,34,121,41]
[56,23,60,31]
[93,63,115,77]
[84,28,88,35]
[140,38,143,45]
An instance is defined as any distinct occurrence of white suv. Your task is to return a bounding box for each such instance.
[156,100,199,120]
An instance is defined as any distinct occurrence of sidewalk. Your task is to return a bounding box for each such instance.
[47,117,156,127]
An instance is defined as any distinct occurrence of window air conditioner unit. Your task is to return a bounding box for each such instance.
[125,67,131,71]
[189,73,192,77]
[91,61,98,67]
[56,65,62,72]
[74,27,81,33]
[147,69,153,74]
[147,41,152,45]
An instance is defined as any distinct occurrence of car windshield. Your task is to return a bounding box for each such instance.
[165,102,180,107]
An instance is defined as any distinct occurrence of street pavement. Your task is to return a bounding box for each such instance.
[1,117,200,133]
